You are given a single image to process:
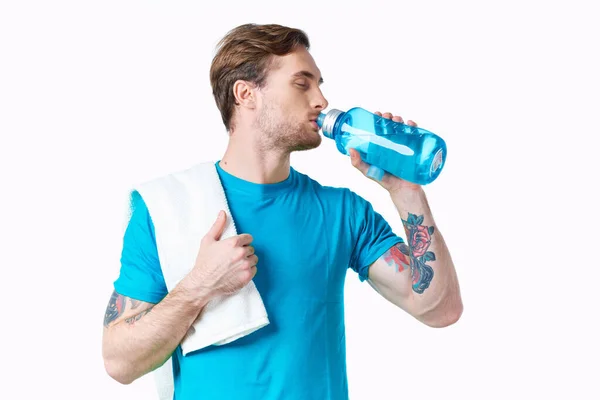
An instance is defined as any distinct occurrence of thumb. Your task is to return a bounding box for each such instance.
[206,210,228,241]
[349,148,370,175]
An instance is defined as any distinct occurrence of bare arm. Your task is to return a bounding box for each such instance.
[102,282,211,385]
[367,187,463,327]
[102,210,258,385]
[347,110,462,328]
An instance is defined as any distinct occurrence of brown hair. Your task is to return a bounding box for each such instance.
[210,23,310,132]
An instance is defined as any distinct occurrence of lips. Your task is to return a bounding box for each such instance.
[309,115,320,129]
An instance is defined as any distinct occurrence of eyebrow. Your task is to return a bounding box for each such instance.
[292,70,324,85]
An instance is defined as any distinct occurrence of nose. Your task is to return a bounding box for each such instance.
[313,88,328,111]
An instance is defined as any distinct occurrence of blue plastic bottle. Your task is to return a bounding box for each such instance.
[316,107,447,185]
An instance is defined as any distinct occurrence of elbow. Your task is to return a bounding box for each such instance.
[426,303,463,328]
[102,331,141,385]
[417,298,464,328]
[104,357,136,385]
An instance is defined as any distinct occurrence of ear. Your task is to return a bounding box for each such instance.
[232,80,257,109]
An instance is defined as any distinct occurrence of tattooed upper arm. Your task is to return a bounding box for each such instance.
[366,213,437,312]
[103,290,155,328]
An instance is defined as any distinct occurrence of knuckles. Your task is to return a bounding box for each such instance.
[234,247,246,260]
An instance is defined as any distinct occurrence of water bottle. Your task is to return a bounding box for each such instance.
[316,107,447,185]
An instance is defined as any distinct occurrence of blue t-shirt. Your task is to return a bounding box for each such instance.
[114,161,403,400]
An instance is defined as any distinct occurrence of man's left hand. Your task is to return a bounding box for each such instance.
[349,111,422,193]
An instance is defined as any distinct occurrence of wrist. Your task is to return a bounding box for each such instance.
[388,184,425,203]
[385,174,422,194]
[388,185,431,219]
[176,273,216,310]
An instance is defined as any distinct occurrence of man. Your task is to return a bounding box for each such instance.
[102,23,463,399]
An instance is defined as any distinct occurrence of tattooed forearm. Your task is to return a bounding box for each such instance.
[103,291,148,327]
[125,307,153,325]
[104,290,126,327]
[401,212,436,294]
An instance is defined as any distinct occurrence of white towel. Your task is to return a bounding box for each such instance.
[125,161,270,399]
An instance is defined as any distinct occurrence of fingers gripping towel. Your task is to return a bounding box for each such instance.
[123,161,269,400]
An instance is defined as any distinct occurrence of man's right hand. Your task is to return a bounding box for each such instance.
[189,210,258,296]
[104,212,256,384]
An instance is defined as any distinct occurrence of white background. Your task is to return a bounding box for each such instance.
[1,0,599,399]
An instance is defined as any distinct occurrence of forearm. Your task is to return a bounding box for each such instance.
[389,186,462,326]
[102,280,212,384]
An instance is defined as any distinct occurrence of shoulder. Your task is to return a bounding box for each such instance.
[121,161,217,225]
[136,160,218,190]
[292,168,353,195]
[291,167,366,209]
[129,160,219,206]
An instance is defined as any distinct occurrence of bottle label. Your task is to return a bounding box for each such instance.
[430,149,444,176]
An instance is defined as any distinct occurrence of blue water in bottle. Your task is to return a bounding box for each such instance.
[316,107,447,185]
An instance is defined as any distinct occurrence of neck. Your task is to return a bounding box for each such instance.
[219,130,291,185]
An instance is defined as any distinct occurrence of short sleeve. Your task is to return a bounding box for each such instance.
[349,192,404,282]
[113,190,168,303]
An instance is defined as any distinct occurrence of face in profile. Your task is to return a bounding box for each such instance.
[253,47,329,153]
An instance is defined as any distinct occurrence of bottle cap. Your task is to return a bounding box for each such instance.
[316,112,326,129]
[319,109,344,139]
